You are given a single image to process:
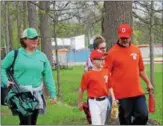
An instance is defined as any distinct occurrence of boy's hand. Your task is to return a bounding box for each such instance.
[112,100,119,107]
[78,102,83,111]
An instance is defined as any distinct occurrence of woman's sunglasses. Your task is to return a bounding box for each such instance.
[27,36,39,40]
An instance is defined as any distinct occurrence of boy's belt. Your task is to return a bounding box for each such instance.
[89,96,106,101]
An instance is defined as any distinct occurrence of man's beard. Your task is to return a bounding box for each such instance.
[119,41,130,47]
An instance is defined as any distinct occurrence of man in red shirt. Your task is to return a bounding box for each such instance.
[105,24,154,125]
[78,50,116,125]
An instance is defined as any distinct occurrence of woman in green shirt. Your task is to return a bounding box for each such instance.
[1,28,57,125]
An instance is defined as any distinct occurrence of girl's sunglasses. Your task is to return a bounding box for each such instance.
[99,47,106,50]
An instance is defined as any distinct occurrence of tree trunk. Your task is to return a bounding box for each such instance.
[23,1,28,29]
[39,1,53,65]
[162,2,163,62]
[102,1,133,50]
[8,3,13,50]
[28,1,37,29]
[17,2,21,45]
[149,1,155,87]
[5,2,10,53]
[53,1,62,100]
[1,2,5,48]
[39,1,54,98]
[84,23,89,48]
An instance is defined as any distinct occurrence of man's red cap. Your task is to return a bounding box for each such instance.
[90,50,104,61]
[118,24,132,39]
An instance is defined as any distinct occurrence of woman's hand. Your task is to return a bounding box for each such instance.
[50,98,57,104]
[7,81,14,88]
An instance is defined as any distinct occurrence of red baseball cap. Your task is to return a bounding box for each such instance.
[90,50,104,61]
[118,24,132,39]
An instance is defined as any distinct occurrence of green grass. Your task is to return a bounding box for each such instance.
[1,101,87,125]
[53,66,87,106]
[141,64,163,124]
[55,64,163,124]
[1,64,162,124]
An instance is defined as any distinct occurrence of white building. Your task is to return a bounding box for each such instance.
[51,35,85,50]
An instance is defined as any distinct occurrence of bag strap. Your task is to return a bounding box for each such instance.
[7,50,20,91]
[9,50,18,73]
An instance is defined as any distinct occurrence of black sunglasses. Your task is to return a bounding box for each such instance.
[93,58,105,61]
[28,36,39,40]
[120,37,128,39]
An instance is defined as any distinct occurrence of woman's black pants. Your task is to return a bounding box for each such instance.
[18,109,39,125]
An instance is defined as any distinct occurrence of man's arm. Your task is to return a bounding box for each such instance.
[140,70,154,91]
[138,48,154,91]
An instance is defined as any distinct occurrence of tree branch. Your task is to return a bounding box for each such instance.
[134,1,163,13]
[136,1,150,12]
[153,9,163,13]
[133,11,149,24]
[133,6,149,14]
